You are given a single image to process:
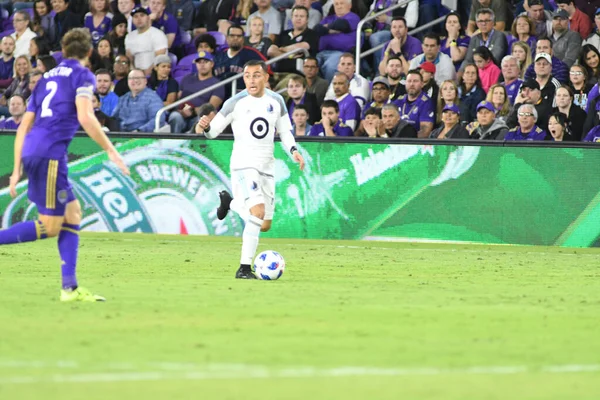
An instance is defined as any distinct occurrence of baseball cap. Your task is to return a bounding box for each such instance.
[194,51,214,62]
[372,76,390,89]
[442,104,460,114]
[154,54,171,66]
[528,0,543,6]
[521,79,540,91]
[419,61,436,74]
[552,9,569,19]
[131,7,149,16]
[476,101,495,112]
[535,52,552,64]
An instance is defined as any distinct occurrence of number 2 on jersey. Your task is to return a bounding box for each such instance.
[41,81,58,118]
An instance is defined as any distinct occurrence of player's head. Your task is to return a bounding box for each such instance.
[243,60,268,97]
[62,28,93,61]
[320,100,339,125]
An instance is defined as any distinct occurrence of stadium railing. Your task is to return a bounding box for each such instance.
[354,0,447,77]
[153,48,310,132]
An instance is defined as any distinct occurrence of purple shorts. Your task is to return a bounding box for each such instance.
[23,156,76,216]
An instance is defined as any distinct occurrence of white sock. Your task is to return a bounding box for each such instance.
[230,197,250,221]
[241,215,262,265]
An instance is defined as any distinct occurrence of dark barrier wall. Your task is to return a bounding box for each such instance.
[1,134,599,247]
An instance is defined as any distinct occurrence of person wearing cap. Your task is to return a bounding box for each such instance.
[430,104,469,139]
[394,69,435,138]
[505,103,548,140]
[466,0,508,36]
[509,77,553,132]
[532,52,561,105]
[50,0,83,51]
[125,7,168,76]
[521,0,553,39]
[148,54,179,105]
[106,12,127,56]
[524,38,569,83]
[286,74,319,125]
[169,50,224,133]
[550,9,582,68]
[408,34,456,86]
[557,0,593,40]
[324,53,370,109]
[380,103,418,138]
[330,72,360,131]
[460,8,507,74]
[419,61,439,110]
[361,76,391,119]
[582,8,600,50]
[309,100,354,137]
[466,100,509,140]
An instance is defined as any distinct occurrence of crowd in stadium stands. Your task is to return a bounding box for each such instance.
[0,0,599,141]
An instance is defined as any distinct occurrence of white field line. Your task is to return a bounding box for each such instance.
[0,362,599,384]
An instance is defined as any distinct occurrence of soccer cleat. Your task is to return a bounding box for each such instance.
[60,287,106,302]
[235,265,257,279]
[216,190,233,220]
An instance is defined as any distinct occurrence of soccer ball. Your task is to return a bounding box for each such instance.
[253,250,285,280]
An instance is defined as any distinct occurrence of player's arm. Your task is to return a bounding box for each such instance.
[9,111,35,198]
[196,111,232,138]
[76,95,130,175]
[276,107,305,170]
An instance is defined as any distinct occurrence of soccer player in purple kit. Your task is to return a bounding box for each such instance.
[2,28,130,302]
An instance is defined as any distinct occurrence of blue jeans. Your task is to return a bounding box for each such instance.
[369,30,391,74]
[317,50,343,82]
[168,111,198,133]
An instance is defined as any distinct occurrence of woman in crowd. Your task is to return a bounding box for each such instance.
[148,54,179,107]
[553,85,585,141]
[0,55,31,117]
[578,44,600,87]
[547,112,573,142]
[473,46,500,93]
[430,104,469,139]
[436,80,459,124]
[95,37,115,73]
[486,84,510,122]
[85,0,113,47]
[292,105,313,137]
[507,15,537,52]
[439,11,470,71]
[511,41,532,79]
[569,64,593,111]
[36,54,57,73]
[458,63,486,125]
[29,37,51,68]
[245,15,271,58]
[32,0,56,45]
[106,12,127,56]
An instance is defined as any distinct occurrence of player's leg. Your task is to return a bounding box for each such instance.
[237,202,265,279]
[260,175,275,233]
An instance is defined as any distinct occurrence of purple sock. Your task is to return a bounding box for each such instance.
[0,220,47,245]
[59,223,79,290]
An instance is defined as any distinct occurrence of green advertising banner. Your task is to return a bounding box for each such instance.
[0,135,599,247]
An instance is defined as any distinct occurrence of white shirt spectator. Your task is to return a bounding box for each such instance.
[283,7,322,30]
[409,52,456,86]
[125,26,168,71]
[11,28,36,58]
[248,7,282,37]
[324,73,371,109]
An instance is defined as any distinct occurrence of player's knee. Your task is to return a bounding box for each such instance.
[64,200,82,225]
[38,218,61,237]
[261,220,272,232]
[250,204,265,220]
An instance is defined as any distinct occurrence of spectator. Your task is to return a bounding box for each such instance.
[569,63,592,110]
[583,8,600,50]
[11,11,38,58]
[27,69,43,100]
[302,57,328,106]
[354,107,384,138]
[125,7,168,76]
[36,54,56,73]
[325,53,370,108]
[578,44,600,86]
[268,6,319,74]
[286,74,319,125]
[473,46,500,93]
[113,69,166,132]
[550,9,582,68]
[248,0,282,42]
[384,55,406,102]
[466,100,509,139]
[512,41,532,79]
[409,33,456,85]
[419,61,439,107]
[96,38,115,73]
[556,0,593,40]
[507,15,537,52]
[436,79,459,123]
[51,0,83,51]
[169,51,224,133]
[524,38,569,84]
[90,92,119,131]
[116,0,135,32]
[466,0,508,36]
[245,16,272,58]
[113,54,131,96]
[500,55,524,104]
[0,95,26,130]
[148,54,179,106]
[33,0,56,45]
[394,69,435,138]
[582,125,600,142]
[440,11,470,71]
[507,78,552,132]
[316,0,361,81]
[547,111,572,141]
[0,56,31,116]
[486,84,510,122]
[378,17,421,77]
[149,0,181,53]
[85,0,114,47]
[291,104,312,136]
[532,52,561,109]
[505,103,548,140]
[460,8,507,73]
[166,0,195,32]
[522,0,552,39]
[361,76,391,118]
[458,63,486,125]
[95,69,119,116]
[553,85,585,141]
[193,0,237,34]
[380,103,418,138]
[106,12,127,56]
[0,37,16,89]
[283,0,322,31]
[309,100,354,136]
[29,37,50,68]
[330,72,361,131]
[430,104,469,139]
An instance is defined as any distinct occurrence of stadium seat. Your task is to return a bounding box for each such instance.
[52,51,63,64]
[180,30,191,45]
[168,52,177,66]
[207,31,226,48]
[173,53,195,81]
[0,7,8,20]
[13,2,33,11]
[0,29,13,39]
[22,8,34,18]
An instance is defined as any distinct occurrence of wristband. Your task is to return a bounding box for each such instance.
[290,146,298,155]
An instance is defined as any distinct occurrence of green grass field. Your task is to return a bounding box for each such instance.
[1,233,599,399]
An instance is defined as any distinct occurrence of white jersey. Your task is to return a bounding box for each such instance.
[205,89,296,176]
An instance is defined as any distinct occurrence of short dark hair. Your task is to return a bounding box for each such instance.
[291,5,309,16]
[62,28,92,60]
[9,94,26,104]
[195,33,217,51]
[304,56,319,67]
[95,68,111,77]
[244,59,268,73]
[321,100,339,112]
[387,55,403,65]
[37,54,57,71]
[423,33,440,46]
[537,37,552,47]
[287,73,307,88]
[406,69,423,81]
[365,107,382,118]
[293,104,309,113]
[339,52,355,64]
[391,16,406,26]
[197,103,216,118]
[227,24,244,36]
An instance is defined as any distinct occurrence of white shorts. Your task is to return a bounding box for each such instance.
[231,168,275,220]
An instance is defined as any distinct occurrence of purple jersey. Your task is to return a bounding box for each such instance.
[502,79,523,105]
[152,11,181,47]
[504,125,547,141]
[0,117,20,130]
[318,12,360,52]
[337,93,361,129]
[23,59,96,159]
[583,126,600,142]
[382,35,422,63]
[84,13,113,46]
[393,92,434,130]
[309,119,353,136]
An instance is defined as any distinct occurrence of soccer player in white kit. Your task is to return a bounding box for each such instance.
[196,60,305,279]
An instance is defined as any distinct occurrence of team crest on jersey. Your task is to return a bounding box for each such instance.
[251,181,258,191]
[412,107,419,114]
[57,190,68,204]
[267,104,274,113]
